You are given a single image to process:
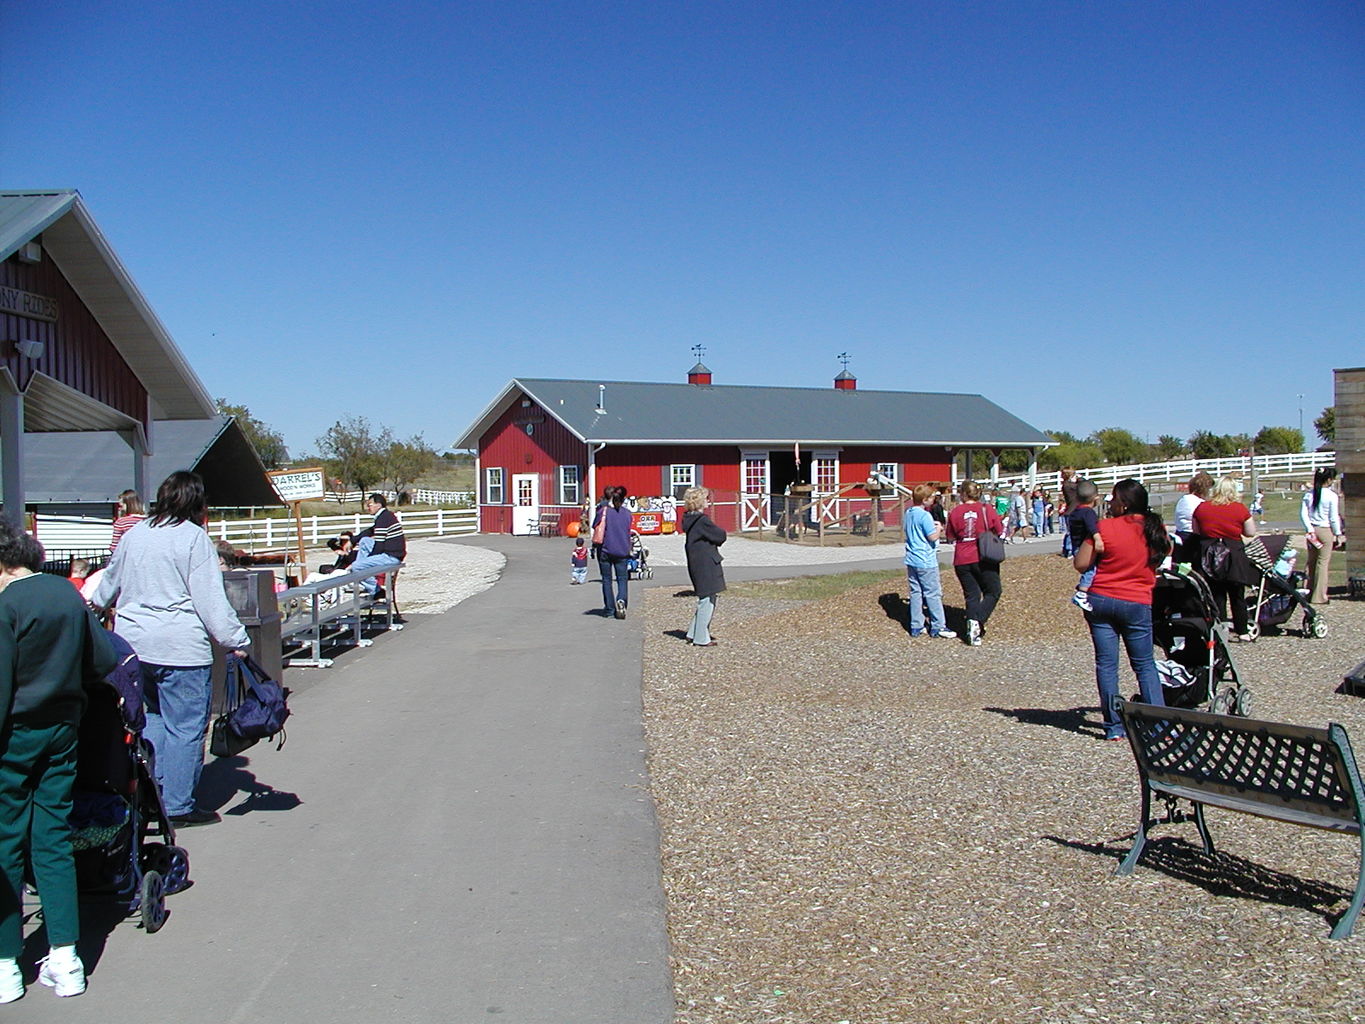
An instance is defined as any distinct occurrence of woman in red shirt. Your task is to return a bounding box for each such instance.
[1191,476,1258,641]
[1073,479,1171,741]
[945,480,1005,646]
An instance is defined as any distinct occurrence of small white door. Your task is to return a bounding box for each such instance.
[740,454,770,529]
[511,474,539,535]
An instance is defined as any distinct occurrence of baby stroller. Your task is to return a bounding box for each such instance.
[68,634,189,933]
[627,531,653,580]
[1244,534,1327,640]
[1151,568,1251,717]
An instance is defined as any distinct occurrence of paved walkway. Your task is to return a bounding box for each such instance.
[22,534,911,1022]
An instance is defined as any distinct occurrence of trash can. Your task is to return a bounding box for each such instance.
[212,569,284,713]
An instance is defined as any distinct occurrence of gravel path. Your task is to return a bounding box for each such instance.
[642,553,1365,1024]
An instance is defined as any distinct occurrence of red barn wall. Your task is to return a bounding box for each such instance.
[2,251,148,428]
[477,393,586,533]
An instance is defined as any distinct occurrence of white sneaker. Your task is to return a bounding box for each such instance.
[38,948,84,998]
[967,619,982,646]
[0,958,23,1003]
[931,629,957,639]
[1071,591,1092,611]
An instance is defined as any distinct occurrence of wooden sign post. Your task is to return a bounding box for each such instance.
[266,467,326,581]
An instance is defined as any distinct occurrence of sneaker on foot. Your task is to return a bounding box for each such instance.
[967,620,982,646]
[0,959,23,1003]
[38,949,84,998]
[614,599,626,620]
[932,630,958,639]
[1071,590,1092,611]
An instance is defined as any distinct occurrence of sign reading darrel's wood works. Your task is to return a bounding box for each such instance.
[267,467,326,504]
[0,286,59,323]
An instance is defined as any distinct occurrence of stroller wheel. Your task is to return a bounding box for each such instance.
[1307,613,1328,639]
[1235,687,1253,717]
[146,844,191,894]
[140,870,167,933]
[1210,691,1233,716]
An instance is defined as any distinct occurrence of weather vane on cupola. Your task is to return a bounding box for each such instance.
[837,351,851,371]
[691,343,706,361]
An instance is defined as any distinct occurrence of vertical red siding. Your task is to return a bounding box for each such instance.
[1,252,147,427]
[477,391,587,532]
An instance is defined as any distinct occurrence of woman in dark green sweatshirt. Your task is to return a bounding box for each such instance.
[0,519,116,1001]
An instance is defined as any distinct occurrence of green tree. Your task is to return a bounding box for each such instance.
[1252,425,1305,455]
[1315,406,1335,443]
[316,416,386,497]
[1153,434,1187,460]
[1188,430,1236,459]
[380,435,438,498]
[215,399,289,469]
[1090,427,1148,466]
[1038,440,1105,472]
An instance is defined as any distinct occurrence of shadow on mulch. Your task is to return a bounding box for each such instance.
[662,628,691,643]
[1046,834,1355,928]
[878,591,970,636]
[985,704,1103,738]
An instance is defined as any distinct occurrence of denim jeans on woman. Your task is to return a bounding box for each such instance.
[1084,592,1165,740]
[599,553,630,613]
[141,664,213,816]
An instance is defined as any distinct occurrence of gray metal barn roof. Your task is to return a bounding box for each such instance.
[17,416,281,507]
[454,378,1053,450]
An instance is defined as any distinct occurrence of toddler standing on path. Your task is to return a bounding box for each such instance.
[570,538,588,584]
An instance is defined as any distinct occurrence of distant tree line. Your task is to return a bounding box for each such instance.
[960,406,1334,475]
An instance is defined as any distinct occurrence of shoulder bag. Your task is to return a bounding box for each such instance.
[976,504,1007,564]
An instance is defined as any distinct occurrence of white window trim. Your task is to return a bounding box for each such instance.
[669,464,696,499]
[485,466,505,505]
[558,465,581,506]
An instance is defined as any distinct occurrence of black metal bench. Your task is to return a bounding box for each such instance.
[1114,698,1365,939]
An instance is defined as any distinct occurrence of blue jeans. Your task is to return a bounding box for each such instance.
[687,595,717,644]
[906,564,948,635]
[1084,592,1165,739]
[1060,513,1073,555]
[349,536,401,595]
[599,553,629,612]
[141,664,213,816]
[1077,565,1096,591]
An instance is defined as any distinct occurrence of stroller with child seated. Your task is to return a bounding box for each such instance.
[1243,534,1327,640]
[1150,568,1251,717]
[66,634,189,933]
[627,530,653,580]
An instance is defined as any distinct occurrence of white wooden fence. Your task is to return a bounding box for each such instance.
[33,507,479,554]
[977,450,1336,492]
[323,488,472,505]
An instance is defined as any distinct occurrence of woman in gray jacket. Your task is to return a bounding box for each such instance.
[93,471,248,828]
[682,487,726,647]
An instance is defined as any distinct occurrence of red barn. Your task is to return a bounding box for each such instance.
[453,365,1053,535]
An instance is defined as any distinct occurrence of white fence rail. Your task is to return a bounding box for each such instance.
[33,508,479,554]
[976,451,1336,492]
[322,489,472,505]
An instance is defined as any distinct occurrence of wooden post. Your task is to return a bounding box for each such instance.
[291,500,307,577]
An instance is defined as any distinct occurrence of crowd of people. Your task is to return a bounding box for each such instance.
[0,471,411,1000]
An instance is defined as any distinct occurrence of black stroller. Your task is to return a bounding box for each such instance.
[1244,534,1328,640]
[68,634,189,933]
[1151,568,1251,717]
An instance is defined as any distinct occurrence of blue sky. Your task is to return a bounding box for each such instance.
[4,1,1361,455]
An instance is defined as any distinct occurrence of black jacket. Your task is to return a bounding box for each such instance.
[682,511,727,598]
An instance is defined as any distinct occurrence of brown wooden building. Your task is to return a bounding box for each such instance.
[1,190,216,519]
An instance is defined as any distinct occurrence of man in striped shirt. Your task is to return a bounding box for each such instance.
[350,493,405,595]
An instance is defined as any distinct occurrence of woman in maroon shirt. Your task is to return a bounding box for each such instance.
[1191,476,1258,641]
[1073,479,1170,741]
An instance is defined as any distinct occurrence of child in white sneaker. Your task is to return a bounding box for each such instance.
[570,537,588,584]
[1069,479,1101,611]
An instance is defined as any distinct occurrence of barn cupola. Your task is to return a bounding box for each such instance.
[687,344,712,386]
[834,351,857,390]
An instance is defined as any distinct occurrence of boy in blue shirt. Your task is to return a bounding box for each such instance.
[904,484,956,639]
[1069,478,1101,610]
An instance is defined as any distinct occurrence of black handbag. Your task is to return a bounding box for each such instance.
[976,505,1007,563]
[1200,539,1231,580]
[211,655,289,758]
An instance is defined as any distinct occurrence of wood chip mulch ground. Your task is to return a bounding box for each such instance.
[642,554,1365,1024]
